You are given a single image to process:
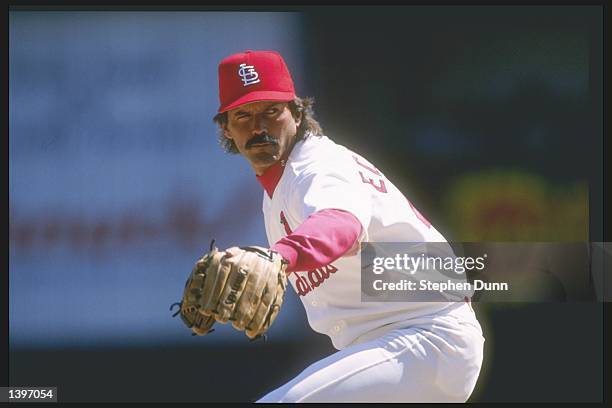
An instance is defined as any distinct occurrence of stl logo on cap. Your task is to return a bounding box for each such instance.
[238,63,261,86]
[217,50,296,113]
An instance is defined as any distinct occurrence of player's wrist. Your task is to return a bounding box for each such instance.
[270,242,298,272]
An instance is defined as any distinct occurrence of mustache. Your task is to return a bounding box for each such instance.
[245,133,278,149]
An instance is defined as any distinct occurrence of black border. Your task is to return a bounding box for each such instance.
[4,1,608,406]
[604,1,609,242]
[3,0,10,391]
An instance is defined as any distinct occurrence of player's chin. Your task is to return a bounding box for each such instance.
[249,149,280,164]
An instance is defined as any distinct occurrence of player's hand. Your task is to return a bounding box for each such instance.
[175,243,288,340]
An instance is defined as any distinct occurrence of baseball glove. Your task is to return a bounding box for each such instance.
[172,242,288,340]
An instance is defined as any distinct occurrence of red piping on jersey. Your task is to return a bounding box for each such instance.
[256,160,286,198]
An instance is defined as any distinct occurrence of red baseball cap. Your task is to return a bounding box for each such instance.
[217,50,296,113]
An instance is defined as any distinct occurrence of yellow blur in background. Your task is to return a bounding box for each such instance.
[445,169,588,242]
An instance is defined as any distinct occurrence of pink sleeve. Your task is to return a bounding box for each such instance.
[271,208,362,273]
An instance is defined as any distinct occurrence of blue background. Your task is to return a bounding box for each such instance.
[9,11,310,348]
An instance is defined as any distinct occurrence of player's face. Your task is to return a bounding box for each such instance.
[223,101,302,175]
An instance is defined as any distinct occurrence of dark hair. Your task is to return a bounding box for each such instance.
[212,96,323,154]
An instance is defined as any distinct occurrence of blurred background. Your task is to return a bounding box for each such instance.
[9,6,603,402]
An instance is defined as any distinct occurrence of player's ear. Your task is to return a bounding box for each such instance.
[294,110,302,128]
[223,125,233,140]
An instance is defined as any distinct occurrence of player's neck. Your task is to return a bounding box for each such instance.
[255,160,286,198]
[253,161,279,177]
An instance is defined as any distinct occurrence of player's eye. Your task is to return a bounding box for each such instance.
[265,107,279,115]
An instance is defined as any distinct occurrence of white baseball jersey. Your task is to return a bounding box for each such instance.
[263,134,478,350]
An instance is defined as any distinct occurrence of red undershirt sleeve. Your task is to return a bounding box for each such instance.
[271,208,362,273]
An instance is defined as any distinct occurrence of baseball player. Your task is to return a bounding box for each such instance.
[175,50,484,402]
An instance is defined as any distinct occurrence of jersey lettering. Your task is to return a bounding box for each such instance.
[353,155,388,193]
[280,211,293,235]
[295,264,338,296]
[281,210,339,296]
[353,155,382,175]
[359,171,388,193]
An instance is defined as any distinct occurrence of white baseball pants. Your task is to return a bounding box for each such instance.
[257,304,484,403]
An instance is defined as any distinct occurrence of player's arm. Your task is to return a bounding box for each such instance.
[271,208,362,273]
[273,167,372,272]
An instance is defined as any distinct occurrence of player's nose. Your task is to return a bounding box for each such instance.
[252,114,267,134]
